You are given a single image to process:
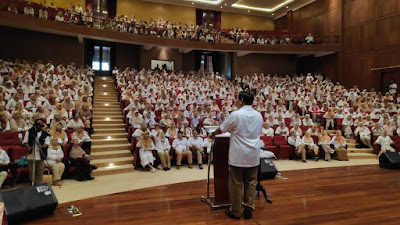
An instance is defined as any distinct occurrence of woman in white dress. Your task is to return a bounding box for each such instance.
[375,130,395,157]
[46,137,65,186]
[136,131,156,172]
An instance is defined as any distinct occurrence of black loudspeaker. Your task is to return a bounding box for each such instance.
[379,152,400,169]
[0,183,58,224]
[258,158,278,181]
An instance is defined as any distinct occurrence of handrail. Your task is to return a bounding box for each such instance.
[371,65,400,71]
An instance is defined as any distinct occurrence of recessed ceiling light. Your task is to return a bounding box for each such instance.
[220,6,222,8]
[248,10,250,12]
[286,6,289,8]
[224,3,226,6]
[192,2,194,4]
[272,13,274,15]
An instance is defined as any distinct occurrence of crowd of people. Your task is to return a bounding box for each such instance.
[0,59,96,187]
[5,1,221,43]
[114,67,400,170]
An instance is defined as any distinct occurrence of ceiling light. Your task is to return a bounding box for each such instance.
[192,2,194,4]
[220,6,222,8]
[105,103,109,106]
[232,0,295,12]
[108,163,114,167]
[186,0,223,5]
[103,84,106,87]
[286,6,289,8]
[104,93,107,95]
[103,77,106,80]
[272,13,274,15]
[107,136,111,139]
[105,117,110,121]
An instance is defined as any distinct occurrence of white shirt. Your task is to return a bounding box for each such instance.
[262,128,274,136]
[288,135,302,147]
[155,138,171,153]
[188,137,204,147]
[0,150,10,163]
[220,105,263,167]
[23,130,50,160]
[46,146,64,164]
[172,137,188,152]
[375,136,393,149]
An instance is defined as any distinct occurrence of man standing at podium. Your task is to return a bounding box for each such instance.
[212,91,263,220]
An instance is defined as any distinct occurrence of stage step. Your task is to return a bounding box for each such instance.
[91,150,132,160]
[92,138,128,146]
[94,128,126,134]
[89,76,133,176]
[92,164,134,176]
[91,157,133,167]
[347,153,376,159]
[347,147,373,154]
[91,133,127,139]
[90,143,131,152]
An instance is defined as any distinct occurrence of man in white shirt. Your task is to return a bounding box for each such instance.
[354,123,371,148]
[172,131,193,169]
[187,131,205,169]
[212,91,263,220]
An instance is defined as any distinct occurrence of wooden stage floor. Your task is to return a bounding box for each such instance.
[27,165,400,225]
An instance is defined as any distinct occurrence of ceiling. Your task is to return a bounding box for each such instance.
[143,0,316,19]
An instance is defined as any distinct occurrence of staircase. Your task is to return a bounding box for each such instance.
[325,130,375,159]
[90,76,134,176]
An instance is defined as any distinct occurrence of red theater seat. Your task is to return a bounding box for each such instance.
[260,136,279,158]
[273,136,292,159]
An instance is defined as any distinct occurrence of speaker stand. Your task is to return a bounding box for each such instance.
[256,181,272,203]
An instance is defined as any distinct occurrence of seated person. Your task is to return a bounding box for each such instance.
[67,112,85,129]
[0,114,10,132]
[77,104,92,128]
[330,130,348,161]
[318,130,334,161]
[165,123,178,139]
[288,131,306,162]
[49,114,67,130]
[275,123,289,136]
[150,123,163,138]
[375,130,395,158]
[290,123,303,136]
[155,131,171,171]
[9,111,28,132]
[342,115,353,138]
[136,131,156,172]
[302,131,320,161]
[305,33,314,44]
[307,125,320,136]
[68,138,95,181]
[354,123,371,148]
[302,114,314,127]
[172,131,193,169]
[261,123,274,136]
[130,111,143,129]
[71,126,92,149]
[46,137,65,186]
[180,121,192,138]
[323,108,335,130]
[132,124,150,139]
[187,131,205,169]
[0,146,10,188]
[49,122,68,145]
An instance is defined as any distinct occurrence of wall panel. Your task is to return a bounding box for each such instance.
[376,15,399,48]
[377,0,398,18]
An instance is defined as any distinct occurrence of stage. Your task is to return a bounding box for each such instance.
[27,165,400,225]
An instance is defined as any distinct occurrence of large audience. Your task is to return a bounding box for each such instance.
[0,59,96,187]
[114,67,400,170]
[4,0,319,45]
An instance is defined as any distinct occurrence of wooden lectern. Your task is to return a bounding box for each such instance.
[201,136,231,209]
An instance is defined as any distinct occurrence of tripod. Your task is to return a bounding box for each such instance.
[256,181,273,203]
[13,140,49,187]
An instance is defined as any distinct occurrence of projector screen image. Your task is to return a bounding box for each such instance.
[151,60,174,71]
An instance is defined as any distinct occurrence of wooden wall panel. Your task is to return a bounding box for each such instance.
[377,0,398,18]
[376,15,399,48]
[301,4,314,20]
[356,0,376,24]
[343,28,356,54]
[326,8,340,34]
[313,14,326,35]
[343,0,357,29]
[356,21,376,53]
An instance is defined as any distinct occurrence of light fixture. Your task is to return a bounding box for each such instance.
[105,103,109,106]
[272,13,274,15]
[103,77,106,80]
[192,2,194,4]
[224,3,226,5]
[107,136,111,139]
[220,6,222,8]
[103,84,106,87]
[108,163,114,167]
[248,10,250,12]
[105,117,110,121]
[186,0,223,5]
[104,93,107,95]
[232,0,295,12]
[286,6,289,8]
